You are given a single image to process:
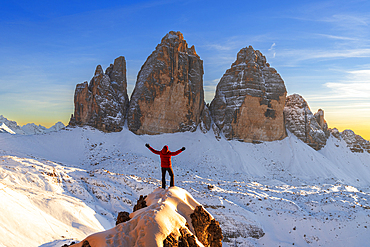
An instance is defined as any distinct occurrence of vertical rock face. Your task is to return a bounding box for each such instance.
[127,31,207,135]
[69,56,129,132]
[284,94,328,150]
[210,46,287,142]
[341,129,370,153]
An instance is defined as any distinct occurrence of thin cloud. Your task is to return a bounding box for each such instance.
[277,48,370,66]
[268,43,276,58]
[202,37,245,52]
[201,34,272,52]
[325,82,370,98]
[323,70,370,100]
[322,14,368,28]
[315,33,359,41]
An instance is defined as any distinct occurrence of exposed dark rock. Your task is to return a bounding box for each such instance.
[190,206,223,247]
[163,227,200,247]
[207,219,223,247]
[61,241,76,247]
[127,31,206,134]
[133,195,147,212]
[69,56,129,132]
[223,225,265,242]
[81,241,91,247]
[247,225,265,239]
[116,211,131,225]
[212,123,221,141]
[199,103,212,134]
[210,46,287,142]
[164,232,178,247]
[68,240,90,247]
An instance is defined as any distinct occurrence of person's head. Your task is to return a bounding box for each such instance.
[162,145,169,152]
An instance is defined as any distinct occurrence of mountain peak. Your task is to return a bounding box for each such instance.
[162,31,184,42]
[210,46,287,142]
[127,31,207,135]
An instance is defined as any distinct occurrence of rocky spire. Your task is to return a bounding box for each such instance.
[284,94,328,150]
[210,46,287,142]
[127,31,210,134]
[69,56,129,132]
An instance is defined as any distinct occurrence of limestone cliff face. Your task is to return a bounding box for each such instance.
[69,56,129,132]
[127,31,208,134]
[210,46,287,142]
[284,94,328,150]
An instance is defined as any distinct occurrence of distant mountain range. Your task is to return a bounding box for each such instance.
[0,115,65,135]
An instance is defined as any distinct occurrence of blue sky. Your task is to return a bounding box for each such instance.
[1,0,369,139]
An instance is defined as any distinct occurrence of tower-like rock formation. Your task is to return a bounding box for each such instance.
[210,46,287,142]
[69,56,129,132]
[127,31,209,134]
[284,94,328,150]
[314,109,330,138]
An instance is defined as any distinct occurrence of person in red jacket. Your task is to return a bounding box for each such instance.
[145,143,185,189]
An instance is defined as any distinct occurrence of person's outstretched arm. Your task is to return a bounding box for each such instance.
[169,147,185,156]
[145,143,161,155]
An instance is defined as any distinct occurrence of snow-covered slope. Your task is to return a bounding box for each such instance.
[0,115,65,135]
[0,126,369,246]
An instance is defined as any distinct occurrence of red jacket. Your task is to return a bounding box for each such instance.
[148,145,182,168]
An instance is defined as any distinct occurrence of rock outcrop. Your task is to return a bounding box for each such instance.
[210,46,287,142]
[163,227,199,247]
[284,94,328,150]
[116,212,130,225]
[127,31,208,135]
[116,194,147,225]
[190,206,223,247]
[69,56,129,132]
[133,195,147,212]
[341,129,370,153]
[163,205,223,247]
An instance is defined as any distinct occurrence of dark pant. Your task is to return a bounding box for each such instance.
[161,167,174,189]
